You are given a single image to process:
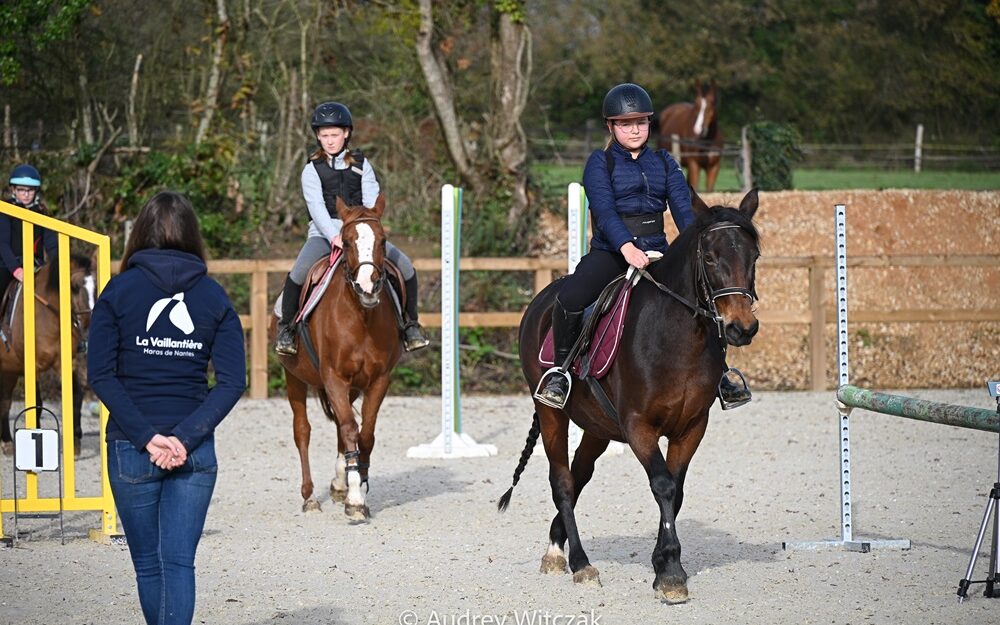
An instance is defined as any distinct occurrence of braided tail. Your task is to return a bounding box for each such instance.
[497,412,541,512]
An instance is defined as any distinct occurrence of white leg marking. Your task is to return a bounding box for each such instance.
[333,452,347,492]
[693,98,706,137]
[345,469,365,506]
[546,542,566,559]
[355,223,376,293]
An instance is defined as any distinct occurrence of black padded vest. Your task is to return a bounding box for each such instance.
[311,150,365,218]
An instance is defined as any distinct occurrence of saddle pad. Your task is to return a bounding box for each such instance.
[538,284,632,380]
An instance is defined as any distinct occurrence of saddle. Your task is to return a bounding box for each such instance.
[0,280,22,349]
[538,273,634,380]
[273,248,407,327]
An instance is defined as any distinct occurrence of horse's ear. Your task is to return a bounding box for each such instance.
[336,195,349,218]
[371,193,386,218]
[689,185,711,216]
[693,80,703,97]
[738,188,759,219]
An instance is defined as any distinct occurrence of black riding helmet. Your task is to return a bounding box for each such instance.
[602,83,654,121]
[311,102,353,131]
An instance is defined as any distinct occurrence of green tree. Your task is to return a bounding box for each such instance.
[0,0,92,86]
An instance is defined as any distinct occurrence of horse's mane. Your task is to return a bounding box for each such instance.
[42,253,93,292]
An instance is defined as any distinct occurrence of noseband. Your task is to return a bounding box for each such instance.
[638,221,758,339]
[342,216,386,299]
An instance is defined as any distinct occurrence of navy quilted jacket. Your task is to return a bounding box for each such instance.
[582,142,694,254]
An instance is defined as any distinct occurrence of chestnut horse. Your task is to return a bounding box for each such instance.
[273,195,402,520]
[658,80,724,192]
[499,189,760,603]
[0,255,96,456]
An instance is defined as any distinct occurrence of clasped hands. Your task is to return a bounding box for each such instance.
[146,434,188,470]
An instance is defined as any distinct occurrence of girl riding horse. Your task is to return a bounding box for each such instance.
[535,83,751,410]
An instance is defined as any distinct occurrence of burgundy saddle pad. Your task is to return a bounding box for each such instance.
[538,284,632,379]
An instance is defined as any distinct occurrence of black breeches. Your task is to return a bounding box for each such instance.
[558,249,630,313]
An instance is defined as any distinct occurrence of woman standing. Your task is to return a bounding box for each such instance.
[88,191,246,625]
[534,83,751,409]
[274,101,429,355]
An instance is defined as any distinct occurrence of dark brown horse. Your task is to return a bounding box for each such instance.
[658,80,724,192]
[273,195,403,520]
[499,189,760,603]
[0,255,95,456]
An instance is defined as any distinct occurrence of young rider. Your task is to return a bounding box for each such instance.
[275,101,429,355]
[534,83,751,409]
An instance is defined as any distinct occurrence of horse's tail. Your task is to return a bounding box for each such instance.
[497,411,541,513]
[317,389,337,422]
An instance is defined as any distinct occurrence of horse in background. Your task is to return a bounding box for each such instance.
[0,254,96,456]
[273,195,403,520]
[658,80,724,192]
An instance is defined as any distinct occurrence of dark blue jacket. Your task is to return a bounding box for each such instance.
[88,249,246,452]
[582,143,695,254]
[0,198,58,274]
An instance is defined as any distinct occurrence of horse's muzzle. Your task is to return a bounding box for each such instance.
[725,318,758,346]
[358,293,381,309]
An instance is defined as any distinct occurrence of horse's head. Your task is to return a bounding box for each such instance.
[337,194,387,309]
[692,80,717,138]
[690,187,759,346]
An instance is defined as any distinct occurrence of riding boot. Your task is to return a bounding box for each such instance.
[275,276,302,355]
[402,274,429,352]
[535,298,584,408]
[718,369,752,409]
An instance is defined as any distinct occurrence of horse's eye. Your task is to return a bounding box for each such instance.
[704,255,718,266]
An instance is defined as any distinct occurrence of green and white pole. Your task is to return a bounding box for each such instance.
[566,183,625,456]
[407,185,497,459]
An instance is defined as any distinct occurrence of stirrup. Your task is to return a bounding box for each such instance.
[718,367,752,410]
[533,367,573,409]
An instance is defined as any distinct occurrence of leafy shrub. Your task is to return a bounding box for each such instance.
[747,121,803,190]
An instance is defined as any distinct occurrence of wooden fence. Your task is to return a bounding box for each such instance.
[190,255,999,399]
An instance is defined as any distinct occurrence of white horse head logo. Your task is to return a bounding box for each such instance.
[146,293,195,335]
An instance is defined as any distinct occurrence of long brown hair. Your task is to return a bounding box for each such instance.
[121,191,206,268]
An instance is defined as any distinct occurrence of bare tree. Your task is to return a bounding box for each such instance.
[196,0,231,145]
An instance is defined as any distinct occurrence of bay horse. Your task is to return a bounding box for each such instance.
[273,194,402,520]
[658,80,724,192]
[0,255,96,456]
[498,189,760,603]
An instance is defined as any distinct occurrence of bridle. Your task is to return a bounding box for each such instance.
[638,221,758,339]
[341,216,386,300]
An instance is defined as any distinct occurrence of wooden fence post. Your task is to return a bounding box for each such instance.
[741,125,753,192]
[914,124,924,173]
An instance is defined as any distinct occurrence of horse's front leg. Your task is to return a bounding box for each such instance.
[537,406,601,586]
[72,371,84,457]
[323,376,365,521]
[347,374,391,520]
[626,421,689,604]
[330,435,348,503]
[287,374,319,512]
[686,160,702,193]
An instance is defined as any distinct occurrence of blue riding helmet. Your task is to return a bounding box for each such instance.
[9,164,41,187]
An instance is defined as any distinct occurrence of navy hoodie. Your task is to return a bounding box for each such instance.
[88,249,246,452]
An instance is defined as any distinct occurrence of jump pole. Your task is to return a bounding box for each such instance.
[406,185,497,459]
[784,204,912,552]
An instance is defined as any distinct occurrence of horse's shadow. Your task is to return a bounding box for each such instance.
[365,465,470,511]
[236,605,345,625]
[586,518,779,574]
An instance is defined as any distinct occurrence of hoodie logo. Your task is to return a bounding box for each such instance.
[146,293,195,335]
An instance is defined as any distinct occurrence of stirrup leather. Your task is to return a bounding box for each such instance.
[533,367,573,409]
[718,367,752,410]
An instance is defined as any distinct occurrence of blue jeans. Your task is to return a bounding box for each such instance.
[108,437,218,625]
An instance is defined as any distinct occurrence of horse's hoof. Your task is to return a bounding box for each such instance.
[302,498,322,513]
[344,503,370,521]
[655,581,689,604]
[539,553,568,575]
[74,439,81,459]
[330,487,348,503]
[572,565,601,587]
[1,441,12,456]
